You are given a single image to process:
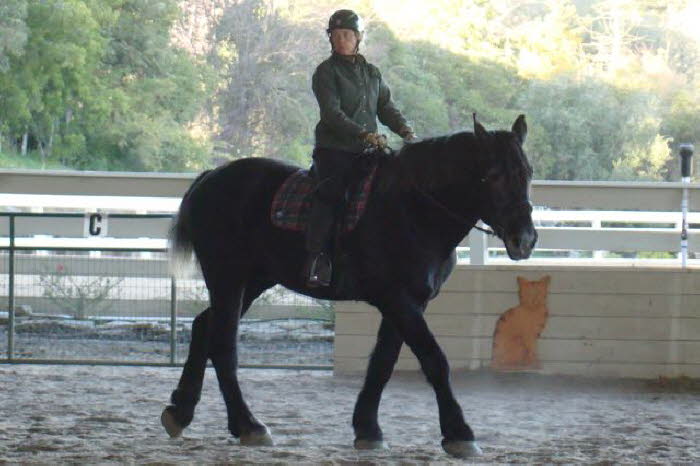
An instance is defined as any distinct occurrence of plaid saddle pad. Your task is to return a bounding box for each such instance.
[271,166,377,232]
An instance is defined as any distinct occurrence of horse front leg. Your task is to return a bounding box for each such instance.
[381,293,482,458]
[352,317,403,449]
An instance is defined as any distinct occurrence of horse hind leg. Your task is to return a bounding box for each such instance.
[352,317,403,450]
[161,307,211,437]
[208,277,273,445]
[161,281,274,438]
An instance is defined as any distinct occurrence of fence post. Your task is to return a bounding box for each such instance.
[468,222,488,265]
[591,215,605,260]
[7,215,15,360]
[170,276,177,365]
[680,144,694,269]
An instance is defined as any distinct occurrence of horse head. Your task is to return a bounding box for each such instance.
[473,114,537,260]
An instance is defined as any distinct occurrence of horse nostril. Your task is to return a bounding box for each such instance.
[530,231,538,249]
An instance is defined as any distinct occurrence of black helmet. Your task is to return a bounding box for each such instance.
[327,9,364,34]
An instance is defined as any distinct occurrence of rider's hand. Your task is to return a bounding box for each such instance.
[360,132,388,150]
[398,125,417,143]
[402,132,417,143]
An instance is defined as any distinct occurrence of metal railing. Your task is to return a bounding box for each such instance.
[1,212,333,369]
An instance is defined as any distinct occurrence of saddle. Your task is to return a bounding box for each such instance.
[270,163,378,233]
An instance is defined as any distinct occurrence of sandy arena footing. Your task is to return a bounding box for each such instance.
[0,364,698,464]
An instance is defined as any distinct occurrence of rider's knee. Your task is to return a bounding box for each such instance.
[315,177,346,203]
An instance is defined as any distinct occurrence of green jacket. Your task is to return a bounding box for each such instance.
[312,53,408,153]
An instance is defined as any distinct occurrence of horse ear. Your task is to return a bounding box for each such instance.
[512,114,527,145]
[473,113,488,140]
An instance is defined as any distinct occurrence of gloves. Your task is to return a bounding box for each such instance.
[403,132,418,143]
[360,132,388,150]
[398,125,417,143]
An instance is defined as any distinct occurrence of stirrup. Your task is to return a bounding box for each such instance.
[307,252,332,287]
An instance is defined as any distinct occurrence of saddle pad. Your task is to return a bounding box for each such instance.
[270,167,377,232]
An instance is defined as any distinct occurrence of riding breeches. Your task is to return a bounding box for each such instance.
[305,147,356,254]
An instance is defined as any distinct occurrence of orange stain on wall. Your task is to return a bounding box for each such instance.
[491,275,551,371]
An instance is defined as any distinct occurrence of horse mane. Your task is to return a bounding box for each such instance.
[378,129,532,194]
[377,132,478,193]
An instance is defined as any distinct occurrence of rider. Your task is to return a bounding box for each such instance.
[306,9,416,287]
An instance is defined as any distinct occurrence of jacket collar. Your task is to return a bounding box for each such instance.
[331,52,366,65]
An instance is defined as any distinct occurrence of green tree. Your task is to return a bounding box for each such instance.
[518,76,670,180]
[3,0,699,180]
[0,0,104,162]
[212,0,321,164]
[83,0,213,170]
[0,0,28,73]
[0,0,212,171]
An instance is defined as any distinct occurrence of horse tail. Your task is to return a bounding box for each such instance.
[168,170,211,278]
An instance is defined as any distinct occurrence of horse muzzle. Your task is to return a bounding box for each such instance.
[504,226,537,260]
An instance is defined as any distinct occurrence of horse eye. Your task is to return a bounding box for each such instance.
[483,171,503,184]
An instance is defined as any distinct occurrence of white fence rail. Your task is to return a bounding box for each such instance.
[1,169,699,266]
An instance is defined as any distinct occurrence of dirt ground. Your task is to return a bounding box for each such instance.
[0,364,698,464]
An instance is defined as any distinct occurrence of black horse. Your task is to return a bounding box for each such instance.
[160,115,536,458]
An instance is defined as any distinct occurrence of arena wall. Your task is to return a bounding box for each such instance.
[334,265,700,378]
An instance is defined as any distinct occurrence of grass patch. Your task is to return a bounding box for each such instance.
[0,150,67,170]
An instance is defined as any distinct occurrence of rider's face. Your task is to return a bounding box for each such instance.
[330,29,359,55]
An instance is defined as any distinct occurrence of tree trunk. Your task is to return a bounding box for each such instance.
[47,120,54,158]
[21,130,28,156]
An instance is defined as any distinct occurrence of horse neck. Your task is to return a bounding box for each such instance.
[393,133,482,218]
[379,134,483,246]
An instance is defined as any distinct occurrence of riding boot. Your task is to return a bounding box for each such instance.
[305,198,335,287]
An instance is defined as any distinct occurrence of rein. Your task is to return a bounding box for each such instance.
[414,187,532,237]
[413,187,496,236]
[363,145,497,236]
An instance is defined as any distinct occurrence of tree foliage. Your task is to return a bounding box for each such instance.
[0,0,212,171]
[0,0,28,73]
[0,0,698,180]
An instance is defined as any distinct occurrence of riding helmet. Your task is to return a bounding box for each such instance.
[327,9,364,34]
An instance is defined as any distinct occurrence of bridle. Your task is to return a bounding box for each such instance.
[413,175,533,239]
[413,187,496,236]
[358,145,531,238]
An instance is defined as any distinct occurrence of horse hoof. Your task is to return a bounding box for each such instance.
[240,428,274,446]
[441,440,482,458]
[161,406,184,438]
[354,438,389,450]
